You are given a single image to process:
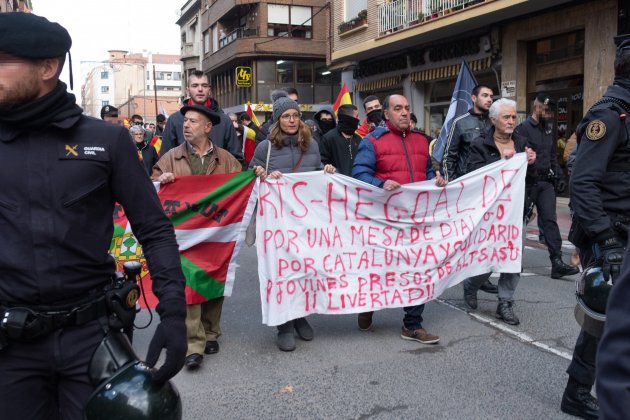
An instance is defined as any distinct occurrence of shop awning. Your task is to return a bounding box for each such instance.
[355,75,403,92]
[410,57,492,82]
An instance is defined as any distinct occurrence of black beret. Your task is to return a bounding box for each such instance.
[0,13,71,59]
[180,105,221,125]
[535,93,554,106]
[100,105,118,119]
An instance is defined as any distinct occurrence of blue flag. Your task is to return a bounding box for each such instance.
[431,61,478,165]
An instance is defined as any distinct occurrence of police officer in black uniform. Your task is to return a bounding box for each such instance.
[515,94,579,279]
[0,13,187,419]
[561,35,630,420]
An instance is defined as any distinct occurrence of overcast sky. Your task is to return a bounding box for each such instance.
[32,0,182,95]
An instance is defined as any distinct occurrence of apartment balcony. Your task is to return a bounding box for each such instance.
[378,0,487,36]
[332,0,575,63]
[204,33,327,73]
[218,27,259,49]
[181,42,200,59]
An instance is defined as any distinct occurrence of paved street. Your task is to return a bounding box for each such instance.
[133,198,583,420]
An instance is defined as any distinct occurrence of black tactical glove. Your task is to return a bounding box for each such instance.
[597,234,625,282]
[555,178,566,194]
[145,298,187,383]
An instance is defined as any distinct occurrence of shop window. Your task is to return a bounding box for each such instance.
[276,60,294,84]
[296,62,312,83]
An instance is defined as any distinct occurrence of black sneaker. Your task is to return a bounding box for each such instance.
[496,301,520,325]
[479,279,498,294]
[463,288,478,309]
[294,317,314,341]
[560,382,599,420]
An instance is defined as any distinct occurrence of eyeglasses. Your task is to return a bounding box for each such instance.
[133,121,143,126]
[280,113,301,121]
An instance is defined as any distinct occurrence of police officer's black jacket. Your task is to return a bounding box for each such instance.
[319,126,362,176]
[0,113,185,306]
[514,115,561,182]
[570,84,630,240]
[442,110,490,181]
[465,126,529,174]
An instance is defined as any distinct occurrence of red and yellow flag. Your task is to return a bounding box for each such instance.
[150,136,163,156]
[242,126,257,163]
[332,82,352,113]
[246,102,261,128]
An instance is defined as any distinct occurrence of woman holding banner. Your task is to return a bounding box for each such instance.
[464,98,536,325]
[250,96,335,351]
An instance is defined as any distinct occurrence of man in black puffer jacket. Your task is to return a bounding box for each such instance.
[442,84,498,294]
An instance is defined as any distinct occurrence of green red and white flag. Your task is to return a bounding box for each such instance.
[110,171,258,307]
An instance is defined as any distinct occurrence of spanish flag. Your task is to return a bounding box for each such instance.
[150,136,163,156]
[246,102,261,128]
[242,125,257,162]
[332,82,352,113]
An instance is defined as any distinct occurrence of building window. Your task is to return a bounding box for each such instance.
[100,71,109,79]
[344,0,367,21]
[211,25,218,53]
[173,72,182,81]
[267,4,312,38]
[101,100,109,107]
[204,31,210,54]
[101,86,109,93]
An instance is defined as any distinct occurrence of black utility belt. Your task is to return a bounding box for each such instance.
[0,296,108,344]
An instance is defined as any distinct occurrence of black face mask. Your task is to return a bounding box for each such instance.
[337,114,360,135]
[366,108,383,125]
[318,119,336,134]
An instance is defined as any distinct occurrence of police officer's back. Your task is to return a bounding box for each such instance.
[0,13,187,419]
[568,35,630,420]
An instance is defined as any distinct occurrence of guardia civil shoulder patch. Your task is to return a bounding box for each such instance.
[585,120,606,141]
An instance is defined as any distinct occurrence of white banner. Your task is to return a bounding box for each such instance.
[256,154,527,326]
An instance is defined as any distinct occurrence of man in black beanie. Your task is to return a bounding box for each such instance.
[0,12,186,419]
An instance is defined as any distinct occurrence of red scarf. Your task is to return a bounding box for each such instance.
[187,98,212,108]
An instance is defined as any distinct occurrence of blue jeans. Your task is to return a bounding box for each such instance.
[403,304,424,330]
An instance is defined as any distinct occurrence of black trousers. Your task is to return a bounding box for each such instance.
[529,181,563,258]
[567,245,597,386]
[0,320,103,420]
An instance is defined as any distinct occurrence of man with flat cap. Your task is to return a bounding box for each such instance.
[560,35,630,420]
[0,12,187,419]
[515,94,579,279]
[161,70,241,162]
[100,104,119,124]
[152,104,241,369]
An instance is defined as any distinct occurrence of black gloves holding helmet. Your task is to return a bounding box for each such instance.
[145,298,187,383]
[597,233,626,282]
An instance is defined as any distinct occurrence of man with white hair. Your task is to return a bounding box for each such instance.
[463,98,536,325]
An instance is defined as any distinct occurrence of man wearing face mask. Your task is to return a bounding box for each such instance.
[363,95,385,132]
[515,94,579,279]
[319,104,361,176]
[312,106,337,146]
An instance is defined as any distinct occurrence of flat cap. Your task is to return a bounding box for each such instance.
[100,105,118,119]
[0,13,71,59]
[180,105,221,125]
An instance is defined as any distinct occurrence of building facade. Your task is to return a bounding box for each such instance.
[331,0,625,138]
[178,0,204,91]
[81,51,184,121]
[188,0,338,118]
[0,0,31,13]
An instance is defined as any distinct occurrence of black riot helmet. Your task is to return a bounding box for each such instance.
[84,332,182,420]
[574,264,613,337]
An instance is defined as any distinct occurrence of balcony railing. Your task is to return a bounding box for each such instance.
[218,27,259,49]
[378,0,489,36]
